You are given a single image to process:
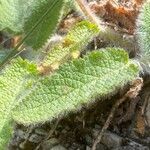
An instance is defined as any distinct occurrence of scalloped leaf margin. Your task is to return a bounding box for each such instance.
[12,48,139,124]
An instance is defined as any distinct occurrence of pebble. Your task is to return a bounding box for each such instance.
[28,134,43,143]
[86,146,91,150]
[93,129,123,149]
[16,129,27,139]
[112,138,150,150]
[113,145,149,150]
[94,124,101,129]
[86,144,107,150]
[85,134,93,145]
[34,128,48,136]
[41,138,59,150]
[50,145,67,150]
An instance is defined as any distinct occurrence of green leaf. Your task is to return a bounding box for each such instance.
[137,1,150,63]
[24,0,64,49]
[0,0,35,33]
[0,58,38,146]
[12,48,139,124]
[63,0,81,16]
[0,120,13,150]
[43,21,99,68]
[0,0,64,49]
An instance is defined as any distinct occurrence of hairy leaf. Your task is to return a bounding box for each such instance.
[0,0,64,49]
[43,21,99,68]
[0,58,38,146]
[0,120,13,150]
[137,1,150,63]
[63,0,81,16]
[24,0,64,49]
[0,0,35,33]
[12,48,139,124]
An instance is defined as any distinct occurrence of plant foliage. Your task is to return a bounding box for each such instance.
[0,58,38,149]
[24,0,64,49]
[0,0,145,149]
[0,0,64,49]
[137,1,150,63]
[12,48,139,124]
[0,120,13,150]
[43,21,99,69]
[0,0,34,32]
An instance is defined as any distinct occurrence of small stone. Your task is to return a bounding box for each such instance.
[41,138,59,150]
[51,145,67,150]
[113,145,149,150]
[93,129,123,149]
[85,134,92,145]
[112,139,150,150]
[86,146,91,150]
[28,134,43,143]
[61,129,67,134]
[16,129,27,139]
[19,142,26,149]
[94,124,101,129]
[34,128,47,136]
[86,144,107,150]
[102,132,123,148]
[96,143,108,150]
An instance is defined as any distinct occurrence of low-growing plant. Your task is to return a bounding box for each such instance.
[0,0,149,149]
[136,0,150,71]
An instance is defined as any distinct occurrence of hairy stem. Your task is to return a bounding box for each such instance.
[75,0,101,29]
[76,0,138,54]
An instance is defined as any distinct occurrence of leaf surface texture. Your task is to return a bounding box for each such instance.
[12,48,139,124]
[24,0,64,49]
[0,58,37,148]
[0,0,34,32]
[43,21,99,67]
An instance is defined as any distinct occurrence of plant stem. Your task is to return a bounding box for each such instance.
[92,78,143,150]
[76,0,138,54]
[75,0,101,29]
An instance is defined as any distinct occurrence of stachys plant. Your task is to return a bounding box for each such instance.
[136,0,150,72]
[0,0,149,149]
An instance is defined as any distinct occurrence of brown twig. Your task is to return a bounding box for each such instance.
[92,78,143,150]
[35,119,60,150]
[76,0,138,54]
[75,0,102,29]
